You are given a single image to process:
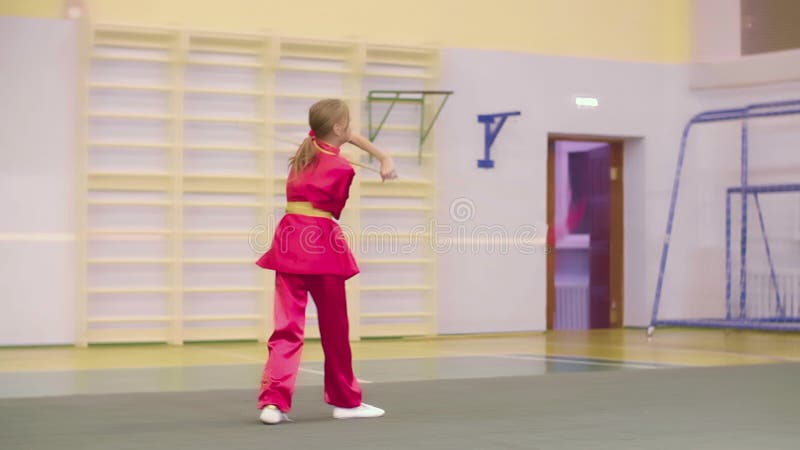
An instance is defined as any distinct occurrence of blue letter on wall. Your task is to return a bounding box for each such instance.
[477,111,521,168]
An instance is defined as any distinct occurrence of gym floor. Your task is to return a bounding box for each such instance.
[2,329,799,450]
[1,328,799,398]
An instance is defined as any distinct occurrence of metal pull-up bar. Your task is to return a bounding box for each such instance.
[367,90,454,164]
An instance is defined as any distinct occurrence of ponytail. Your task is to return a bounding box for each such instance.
[288,136,319,174]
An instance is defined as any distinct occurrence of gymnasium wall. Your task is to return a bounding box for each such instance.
[2,0,690,62]
[0,14,689,343]
[652,0,800,325]
[691,0,800,89]
[436,49,693,332]
[3,2,798,344]
[692,0,740,63]
[0,17,79,345]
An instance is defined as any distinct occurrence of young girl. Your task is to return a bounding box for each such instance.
[255,99,397,424]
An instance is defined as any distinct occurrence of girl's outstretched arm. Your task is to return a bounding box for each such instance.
[348,132,398,181]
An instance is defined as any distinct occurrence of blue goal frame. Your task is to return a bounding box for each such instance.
[648,100,800,336]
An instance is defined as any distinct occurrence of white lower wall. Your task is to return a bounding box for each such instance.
[436,48,693,333]
[436,50,800,332]
[0,241,76,345]
[0,17,78,345]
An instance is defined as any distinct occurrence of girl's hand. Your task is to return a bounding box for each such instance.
[347,133,397,180]
[379,156,398,181]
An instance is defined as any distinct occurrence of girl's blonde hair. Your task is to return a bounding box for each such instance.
[289,99,350,174]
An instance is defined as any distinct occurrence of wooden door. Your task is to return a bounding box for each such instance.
[588,145,611,328]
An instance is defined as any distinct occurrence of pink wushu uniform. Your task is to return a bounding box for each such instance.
[255,142,362,412]
[256,144,359,279]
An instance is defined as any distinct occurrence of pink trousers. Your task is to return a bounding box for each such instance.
[257,272,362,412]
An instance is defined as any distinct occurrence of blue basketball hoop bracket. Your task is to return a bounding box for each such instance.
[477,111,521,169]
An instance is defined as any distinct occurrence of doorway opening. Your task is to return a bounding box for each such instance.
[547,136,624,330]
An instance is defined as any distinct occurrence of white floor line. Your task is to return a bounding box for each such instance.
[196,346,372,383]
[549,340,798,363]
[299,367,373,384]
[446,351,661,369]
[516,351,683,368]
[195,346,264,363]
[495,353,661,369]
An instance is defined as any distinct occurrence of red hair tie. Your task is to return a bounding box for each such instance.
[308,130,316,138]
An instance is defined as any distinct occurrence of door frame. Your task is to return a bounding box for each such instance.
[546,134,624,330]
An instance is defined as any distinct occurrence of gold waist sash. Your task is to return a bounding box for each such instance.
[286,201,334,219]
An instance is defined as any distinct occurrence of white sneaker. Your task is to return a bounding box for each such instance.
[332,403,385,420]
[259,405,290,424]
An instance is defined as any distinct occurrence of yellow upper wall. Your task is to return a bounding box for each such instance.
[1,0,690,63]
[1,0,61,18]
